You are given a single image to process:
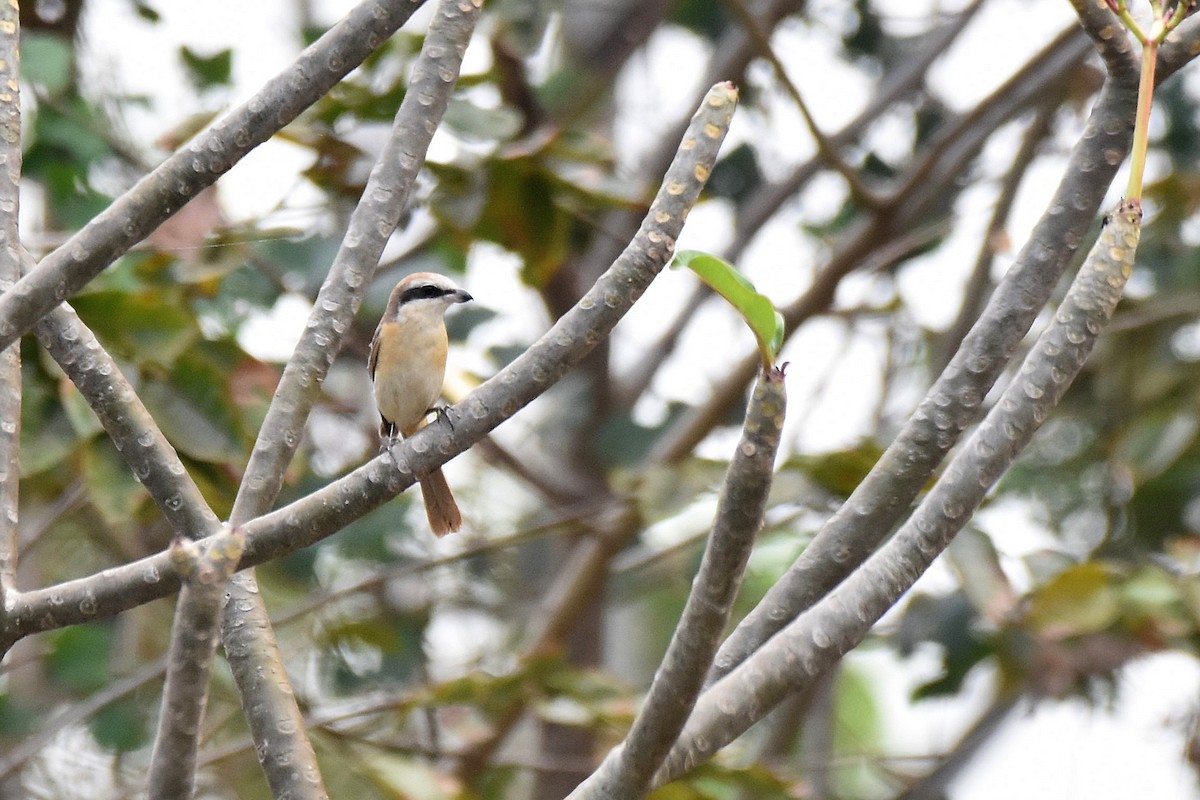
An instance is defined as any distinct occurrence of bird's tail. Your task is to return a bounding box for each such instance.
[419,467,462,536]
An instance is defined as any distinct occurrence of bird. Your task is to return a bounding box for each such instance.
[369,272,473,536]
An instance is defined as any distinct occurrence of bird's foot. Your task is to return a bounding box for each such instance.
[427,405,456,431]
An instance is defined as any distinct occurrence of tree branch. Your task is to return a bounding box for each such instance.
[568,366,786,800]
[0,0,429,352]
[657,199,1143,781]
[893,690,1023,800]
[0,0,20,607]
[147,528,245,800]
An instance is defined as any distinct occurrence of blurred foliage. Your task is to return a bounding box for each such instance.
[179,46,233,92]
[5,1,1200,799]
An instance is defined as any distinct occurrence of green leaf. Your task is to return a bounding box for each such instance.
[20,402,77,476]
[592,405,686,469]
[256,233,344,297]
[706,143,761,204]
[133,1,162,23]
[30,100,112,164]
[427,667,531,717]
[431,156,573,287]
[318,606,430,691]
[652,761,797,800]
[671,250,784,367]
[1120,566,1191,637]
[896,591,991,699]
[0,693,37,736]
[474,764,521,800]
[140,350,246,464]
[21,32,73,95]
[669,0,730,40]
[835,663,881,749]
[786,440,887,499]
[90,697,150,752]
[48,624,112,694]
[22,358,78,477]
[72,290,200,368]
[179,46,233,91]
[58,381,104,439]
[82,437,147,526]
[443,97,523,142]
[1027,562,1121,636]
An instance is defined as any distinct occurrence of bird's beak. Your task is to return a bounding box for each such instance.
[454,289,473,304]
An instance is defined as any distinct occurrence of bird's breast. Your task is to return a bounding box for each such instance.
[372,319,449,435]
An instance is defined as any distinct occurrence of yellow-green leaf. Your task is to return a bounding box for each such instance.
[672,250,784,367]
[82,438,147,526]
[1027,562,1120,636]
[360,753,460,800]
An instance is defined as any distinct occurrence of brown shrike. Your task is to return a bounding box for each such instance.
[369,272,472,536]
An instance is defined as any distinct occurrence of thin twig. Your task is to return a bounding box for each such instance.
[721,0,880,206]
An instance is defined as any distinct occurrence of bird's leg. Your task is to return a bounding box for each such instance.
[378,420,404,469]
[427,405,456,432]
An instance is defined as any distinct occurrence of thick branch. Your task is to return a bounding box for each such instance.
[0,0,20,605]
[658,200,1142,781]
[568,366,786,800]
[147,529,245,800]
[0,0,428,352]
[221,570,323,798]
[1068,0,1140,76]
